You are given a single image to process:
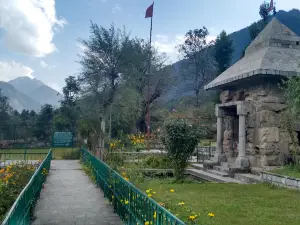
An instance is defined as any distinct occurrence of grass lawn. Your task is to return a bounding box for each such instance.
[270,165,300,179]
[136,179,300,225]
[0,147,79,160]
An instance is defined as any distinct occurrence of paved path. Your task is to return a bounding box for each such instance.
[32,160,123,225]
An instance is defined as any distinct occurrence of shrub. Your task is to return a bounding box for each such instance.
[161,118,203,180]
[62,149,81,160]
[143,155,172,169]
[0,163,41,222]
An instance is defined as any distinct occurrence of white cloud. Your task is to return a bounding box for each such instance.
[112,4,122,13]
[0,61,34,81]
[0,0,66,57]
[40,60,56,70]
[153,34,217,64]
[40,60,48,68]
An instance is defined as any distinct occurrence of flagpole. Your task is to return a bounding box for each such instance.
[146,1,154,151]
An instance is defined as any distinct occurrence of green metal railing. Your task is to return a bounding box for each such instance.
[0,149,48,167]
[81,148,185,225]
[1,150,52,225]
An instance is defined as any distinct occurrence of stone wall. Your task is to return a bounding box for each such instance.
[220,81,296,167]
[223,114,239,163]
[261,172,300,189]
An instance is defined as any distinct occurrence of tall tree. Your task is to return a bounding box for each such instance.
[214,30,234,74]
[34,104,54,142]
[178,27,216,107]
[78,23,130,110]
[259,2,270,22]
[123,38,171,131]
[77,22,130,153]
[54,76,81,134]
[0,90,12,140]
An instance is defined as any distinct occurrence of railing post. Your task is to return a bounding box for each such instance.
[24,149,27,161]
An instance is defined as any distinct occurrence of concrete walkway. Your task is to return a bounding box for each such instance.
[32,160,123,225]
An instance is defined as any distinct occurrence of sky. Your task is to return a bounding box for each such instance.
[0,0,299,92]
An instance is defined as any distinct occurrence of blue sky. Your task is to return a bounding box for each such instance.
[0,0,298,92]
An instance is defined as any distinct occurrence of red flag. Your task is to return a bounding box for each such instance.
[145,3,154,18]
[268,0,274,12]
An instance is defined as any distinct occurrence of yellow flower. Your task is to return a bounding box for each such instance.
[169,189,175,193]
[208,212,215,217]
[188,215,196,221]
[125,200,129,205]
[112,196,114,199]
[147,194,152,197]
[124,177,129,181]
[152,192,156,194]
[122,172,126,176]
[146,189,150,193]
[0,169,5,173]
[178,202,185,206]
[145,222,149,225]
[153,211,157,219]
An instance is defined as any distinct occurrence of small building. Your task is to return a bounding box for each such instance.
[204,18,300,168]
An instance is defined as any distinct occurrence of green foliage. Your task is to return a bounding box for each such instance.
[62,149,81,160]
[161,118,202,180]
[104,152,125,170]
[82,162,96,183]
[143,155,172,169]
[259,2,270,22]
[281,77,300,161]
[248,20,267,41]
[214,30,234,74]
[34,104,54,142]
[0,163,38,222]
[178,28,217,107]
[271,163,300,179]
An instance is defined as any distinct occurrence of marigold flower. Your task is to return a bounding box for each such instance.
[188,215,196,221]
[169,189,175,193]
[208,212,215,217]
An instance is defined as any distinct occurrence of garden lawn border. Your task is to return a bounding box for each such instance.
[261,171,300,189]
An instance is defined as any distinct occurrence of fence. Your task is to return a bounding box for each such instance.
[81,148,185,225]
[1,149,52,225]
[194,144,216,163]
[0,148,79,163]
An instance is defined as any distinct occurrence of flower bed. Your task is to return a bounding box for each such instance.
[0,162,43,222]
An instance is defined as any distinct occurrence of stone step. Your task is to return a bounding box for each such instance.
[208,169,229,177]
[221,162,229,168]
[213,166,223,172]
[234,173,263,184]
[191,163,204,170]
[213,165,230,173]
[186,169,246,184]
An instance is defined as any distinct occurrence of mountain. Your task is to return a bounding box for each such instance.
[0,81,41,112]
[26,85,62,106]
[164,9,300,105]
[229,9,300,63]
[9,77,62,106]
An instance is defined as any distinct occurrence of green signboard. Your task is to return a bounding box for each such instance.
[52,132,73,147]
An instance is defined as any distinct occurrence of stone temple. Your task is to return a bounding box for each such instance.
[204,18,300,169]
